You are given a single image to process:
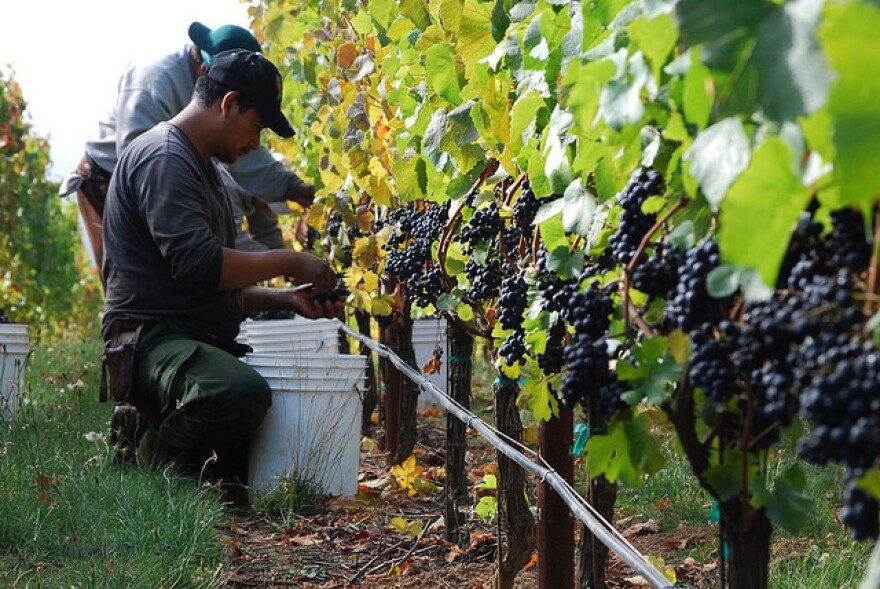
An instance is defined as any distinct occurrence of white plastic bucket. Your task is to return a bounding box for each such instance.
[243,318,339,354]
[246,353,366,498]
[411,318,447,410]
[0,324,30,420]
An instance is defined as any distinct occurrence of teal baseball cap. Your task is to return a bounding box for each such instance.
[188,22,261,67]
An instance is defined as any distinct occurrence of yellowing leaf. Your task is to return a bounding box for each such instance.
[372,296,393,316]
[337,42,359,68]
[392,455,425,496]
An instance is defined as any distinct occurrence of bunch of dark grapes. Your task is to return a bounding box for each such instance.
[608,170,664,265]
[499,331,527,366]
[325,211,344,240]
[458,202,504,254]
[537,320,566,375]
[534,246,578,313]
[497,271,530,366]
[598,372,632,419]
[664,238,727,332]
[512,180,561,236]
[0,314,8,323]
[841,469,880,541]
[465,259,506,301]
[498,272,528,331]
[631,242,684,300]
[408,267,445,309]
[382,202,451,307]
[830,208,871,273]
[688,324,738,402]
[313,278,350,305]
[559,281,615,408]
[249,310,298,320]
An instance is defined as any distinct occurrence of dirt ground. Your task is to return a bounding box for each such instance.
[218,411,720,588]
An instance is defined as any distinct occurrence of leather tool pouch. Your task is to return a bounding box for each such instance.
[99,323,144,405]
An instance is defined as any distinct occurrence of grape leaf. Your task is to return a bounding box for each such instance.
[425,44,462,105]
[561,179,596,237]
[400,0,431,30]
[676,0,831,121]
[818,2,880,209]
[751,464,811,534]
[719,136,812,288]
[683,118,750,210]
[584,414,665,486]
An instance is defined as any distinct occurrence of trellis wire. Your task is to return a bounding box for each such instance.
[335,320,674,589]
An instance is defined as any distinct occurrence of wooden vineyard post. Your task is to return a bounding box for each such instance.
[494,377,536,589]
[395,313,419,464]
[537,402,574,589]
[381,317,401,466]
[355,309,378,437]
[445,320,474,547]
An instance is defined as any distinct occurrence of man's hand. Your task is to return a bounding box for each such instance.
[290,182,316,208]
[285,291,342,319]
[284,252,336,294]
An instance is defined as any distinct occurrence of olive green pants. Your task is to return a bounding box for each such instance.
[131,321,271,479]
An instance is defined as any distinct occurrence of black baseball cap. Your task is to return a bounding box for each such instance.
[206,49,295,138]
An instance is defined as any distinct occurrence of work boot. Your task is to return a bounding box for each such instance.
[108,404,143,464]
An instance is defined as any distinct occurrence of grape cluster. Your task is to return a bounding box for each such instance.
[841,470,880,541]
[499,330,527,366]
[382,202,451,307]
[498,272,528,331]
[0,314,8,323]
[665,238,727,332]
[465,259,506,301]
[631,242,684,300]
[559,281,615,408]
[313,279,350,305]
[537,320,566,375]
[608,170,664,264]
[458,202,504,254]
[512,180,561,236]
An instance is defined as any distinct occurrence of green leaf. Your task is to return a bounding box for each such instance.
[683,118,750,210]
[524,378,555,422]
[676,0,831,121]
[538,214,569,253]
[681,51,712,130]
[597,49,655,131]
[706,265,739,298]
[425,44,462,105]
[704,450,743,501]
[351,11,374,35]
[435,293,460,312]
[751,464,811,534]
[422,108,449,168]
[490,0,511,42]
[534,197,566,225]
[819,2,880,208]
[628,14,678,82]
[561,179,596,237]
[547,247,584,281]
[368,0,395,30]
[400,0,431,30]
[719,136,812,287]
[458,0,497,72]
[545,143,572,194]
[584,414,665,486]
[446,101,480,146]
[511,92,546,153]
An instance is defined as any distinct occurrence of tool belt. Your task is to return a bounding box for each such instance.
[99,322,144,405]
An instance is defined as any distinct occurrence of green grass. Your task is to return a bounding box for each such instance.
[602,418,870,588]
[0,337,227,588]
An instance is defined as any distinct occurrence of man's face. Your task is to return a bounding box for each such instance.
[217,93,264,163]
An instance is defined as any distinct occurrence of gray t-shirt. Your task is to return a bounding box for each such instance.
[102,122,243,345]
[84,45,303,204]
